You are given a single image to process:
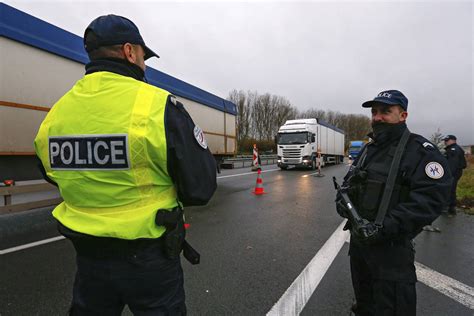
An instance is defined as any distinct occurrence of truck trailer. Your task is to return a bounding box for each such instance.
[0,3,237,181]
[276,118,345,170]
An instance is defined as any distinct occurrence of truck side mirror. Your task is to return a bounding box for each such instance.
[311,134,316,142]
[275,135,279,144]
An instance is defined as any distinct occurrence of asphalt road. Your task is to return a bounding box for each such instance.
[1,164,473,315]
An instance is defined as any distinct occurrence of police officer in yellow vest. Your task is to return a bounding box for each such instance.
[34,15,217,315]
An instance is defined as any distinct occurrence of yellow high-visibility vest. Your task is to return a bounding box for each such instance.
[34,72,178,239]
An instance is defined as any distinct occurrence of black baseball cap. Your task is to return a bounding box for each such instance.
[443,135,457,141]
[362,90,408,111]
[84,14,159,60]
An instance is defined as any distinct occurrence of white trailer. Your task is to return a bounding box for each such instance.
[276,118,345,170]
[0,3,236,181]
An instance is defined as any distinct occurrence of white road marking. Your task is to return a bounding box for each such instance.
[268,222,474,315]
[267,220,349,316]
[415,262,474,310]
[217,168,279,179]
[0,236,65,255]
[341,238,474,310]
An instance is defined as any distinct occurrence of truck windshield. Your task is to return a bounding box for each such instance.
[349,146,361,152]
[278,132,308,144]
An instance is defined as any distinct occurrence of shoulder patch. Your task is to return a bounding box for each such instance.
[193,125,208,149]
[169,95,177,105]
[451,147,456,151]
[412,134,436,151]
[425,162,444,179]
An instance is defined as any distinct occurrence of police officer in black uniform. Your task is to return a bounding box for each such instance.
[443,135,467,216]
[336,90,452,316]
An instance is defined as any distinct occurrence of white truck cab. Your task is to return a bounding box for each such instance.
[276,118,345,170]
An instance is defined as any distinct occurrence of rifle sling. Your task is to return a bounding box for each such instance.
[375,128,411,226]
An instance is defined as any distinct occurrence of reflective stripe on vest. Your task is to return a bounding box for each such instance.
[34,72,178,239]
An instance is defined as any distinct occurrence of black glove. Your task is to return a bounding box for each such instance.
[335,192,349,218]
[356,222,383,244]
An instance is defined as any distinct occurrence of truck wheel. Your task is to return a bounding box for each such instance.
[311,158,316,170]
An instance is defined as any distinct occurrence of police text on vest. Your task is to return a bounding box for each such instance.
[49,134,129,170]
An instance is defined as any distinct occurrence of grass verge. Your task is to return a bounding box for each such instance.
[457,156,474,214]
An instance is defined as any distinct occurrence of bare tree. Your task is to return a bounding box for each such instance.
[230,90,296,144]
[228,90,372,152]
[430,127,445,151]
[228,89,252,147]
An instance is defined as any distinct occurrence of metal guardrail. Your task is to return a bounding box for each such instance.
[0,183,61,214]
[222,155,278,169]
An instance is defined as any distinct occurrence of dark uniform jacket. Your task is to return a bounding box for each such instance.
[344,123,452,241]
[445,143,467,179]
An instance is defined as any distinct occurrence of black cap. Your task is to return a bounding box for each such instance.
[362,90,408,111]
[443,135,457,141]
[84,14,159,60]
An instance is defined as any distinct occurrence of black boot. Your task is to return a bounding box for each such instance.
[349,299,357,315]
[447,207,457,217]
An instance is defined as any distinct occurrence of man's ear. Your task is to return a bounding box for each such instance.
[122,43,135,64]
[398,105,408,122]
[400,111,408,122]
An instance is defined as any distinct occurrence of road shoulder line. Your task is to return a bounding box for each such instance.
[267,220,349,316]
[0,236,65,255]
[416,261,474,310]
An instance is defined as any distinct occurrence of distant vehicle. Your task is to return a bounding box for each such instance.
[276,118,345,170]
[348,141,366,160]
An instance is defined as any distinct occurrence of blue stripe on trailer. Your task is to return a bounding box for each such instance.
[0,3,236,115]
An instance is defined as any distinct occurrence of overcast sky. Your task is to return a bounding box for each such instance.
[6,0,473,145]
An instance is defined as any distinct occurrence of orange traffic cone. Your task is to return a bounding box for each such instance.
[253,168,266,195]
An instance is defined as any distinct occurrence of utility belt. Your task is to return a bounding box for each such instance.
[352,235,414,250]
[59,222,166,259]
[58,207,200,265]
[155,206,200,265]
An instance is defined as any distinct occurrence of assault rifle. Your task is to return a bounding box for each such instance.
[333,177,372,238]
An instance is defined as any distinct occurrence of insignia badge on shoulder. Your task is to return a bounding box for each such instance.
[170,95,177,105]
[451,148,456,151]
[425,162,444,179]
[193,125,208,149]
[422,142,434,149]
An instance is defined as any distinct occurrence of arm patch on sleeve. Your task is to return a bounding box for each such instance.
[424,162,444,179]
[193,125,208,149]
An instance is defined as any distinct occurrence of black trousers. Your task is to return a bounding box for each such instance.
[448,172,462,210]
[69,238,186,316]
[349,240,416,316]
